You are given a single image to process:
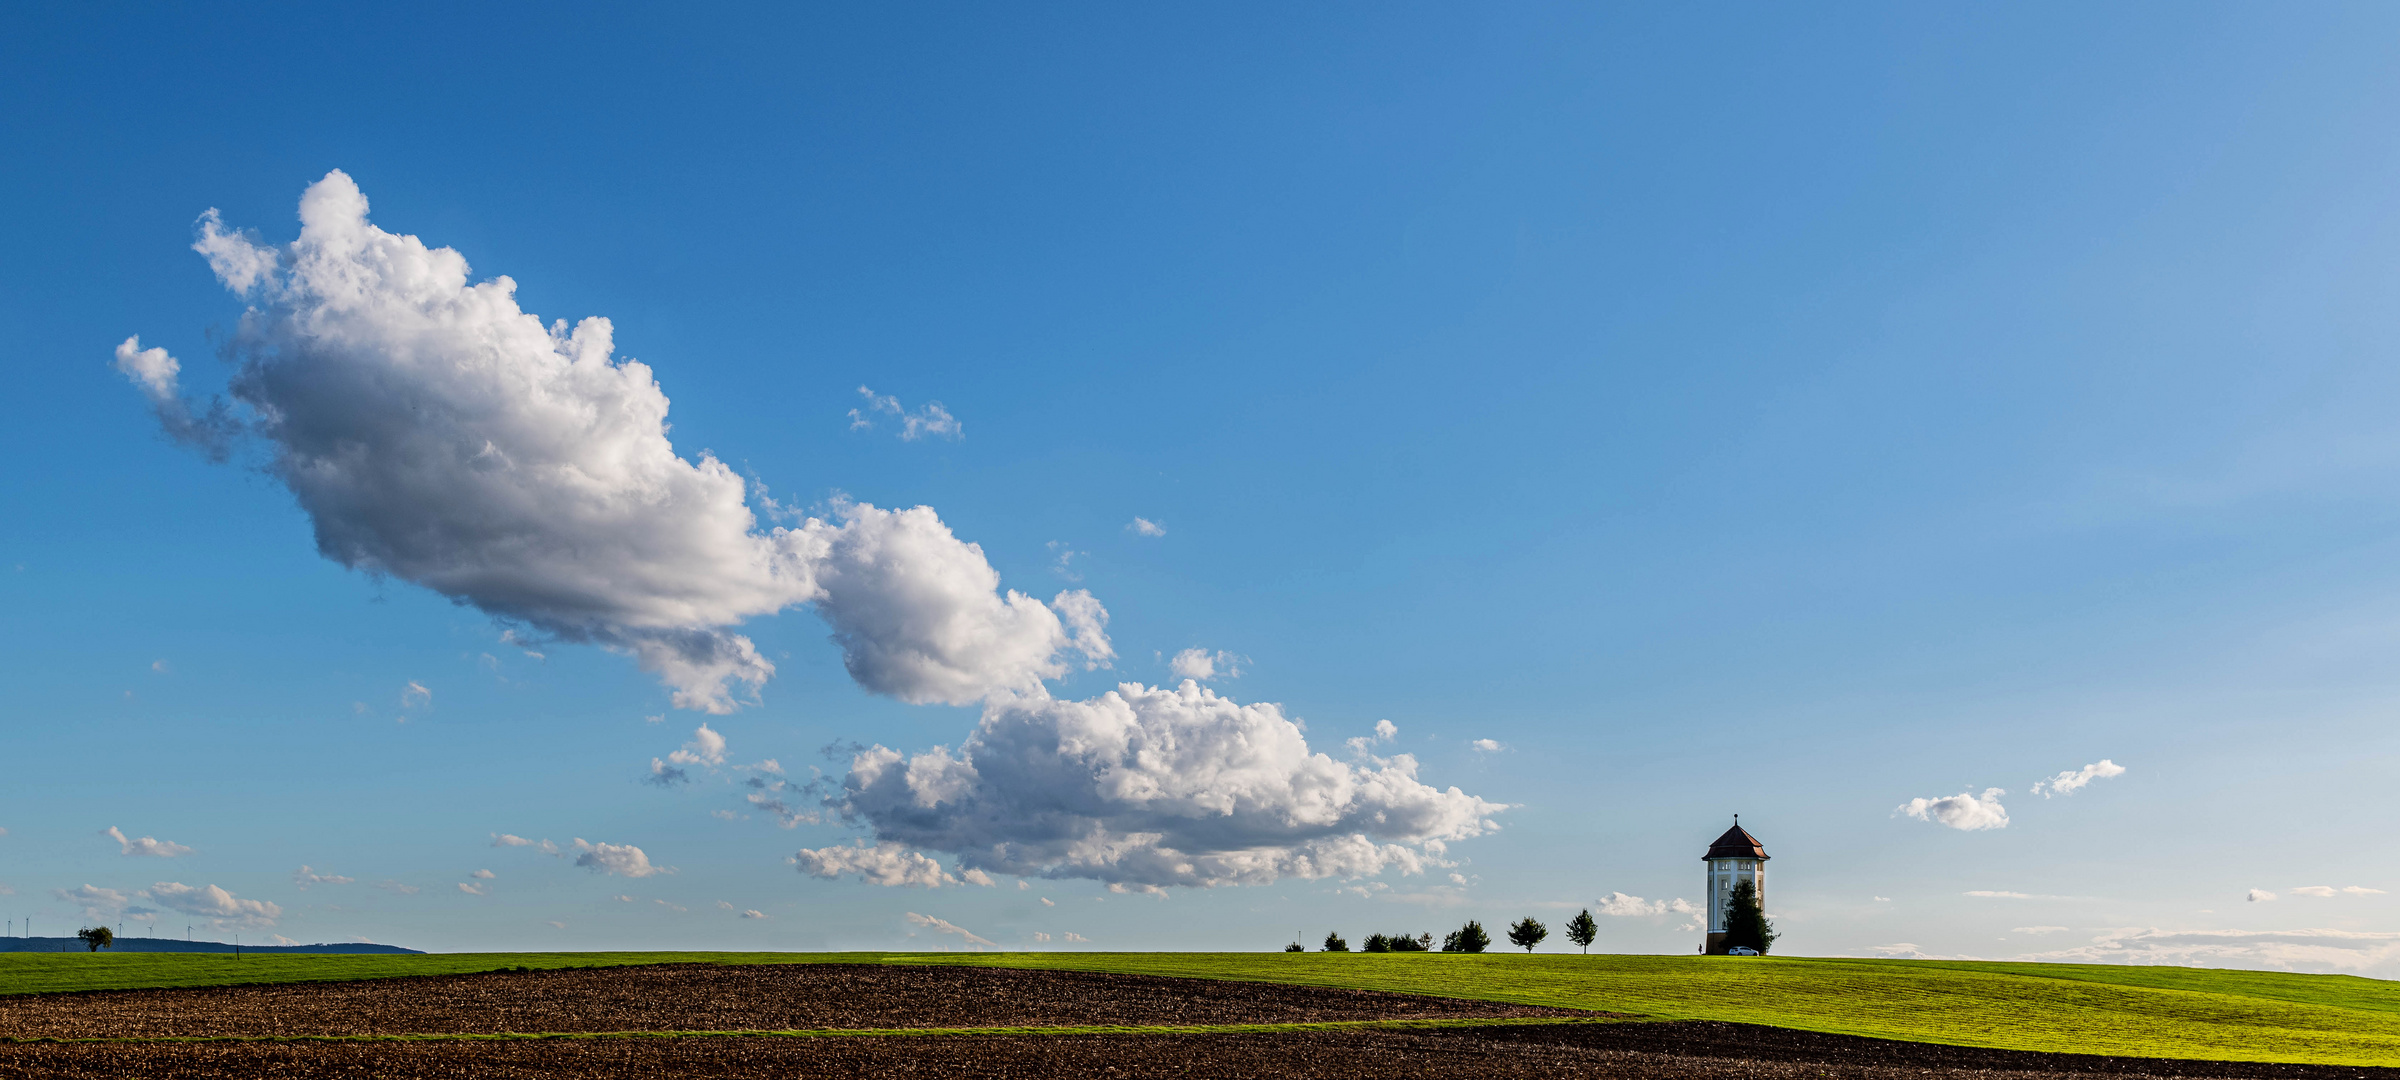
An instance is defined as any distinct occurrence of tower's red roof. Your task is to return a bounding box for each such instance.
[1702,822,1768,860]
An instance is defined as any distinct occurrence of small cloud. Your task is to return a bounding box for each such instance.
[2290,886,2337,898]
[56,884,130,918]
[962,868,996,887]
[471,869,495,880]
[904,911,994,946]
[574,839,668,878]
[457,882,487,896]
[645,714,665,724]
[143,882,281,927]
[1169,648,1244,682]
[496,835,560,855]
[1032,931,1052,942]
[654,899,687,912]
[1064,931,1090,942]
[401,681,431,708]
[105,826,192,858]
[1897,788,2009,831]
[612,894,636,902]
[150,660,168,673]
[1469,738,1506,753]
[2031,759,2126,798]
[1873,896,1892,902]
[740,909,768,919]
[491,833,561,855]
[668,723,728,768]
[2013,926,2070,934]
[710,809,742,821]
[2249,889,2277,902]
[1047,541,1087,582]
[849,386,962,441]
[1040,897,1056,907]
[499,629,547,660]
[793,841,959,888]
[1016,880,1029,891]
[717,900,737,911]
[1126,518,1166,538]
[371,880,419,895]
[1595,891,1693,917]
[2345,886,2386,895]
[546,920,567,929]
[1345,720,1400,757]
[292,866,354,890]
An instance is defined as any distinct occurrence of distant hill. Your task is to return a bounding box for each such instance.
[0,936,421,954]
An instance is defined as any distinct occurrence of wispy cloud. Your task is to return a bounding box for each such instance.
[491,833,561,856]
[1126,518,1166,538]
[849,386,962,441]
[292,866,353,890]
[2016,927,2400,975]
[105,826,192,857]
[2031,759,2125,798]
[1595,891,1695,917]
[905,911,994,946]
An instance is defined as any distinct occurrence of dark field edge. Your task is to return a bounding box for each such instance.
[6,1019,2399,1080]
[0,1015,1618,1046]
[1459,1020,2400,1080]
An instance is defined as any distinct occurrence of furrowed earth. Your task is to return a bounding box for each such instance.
[4,963,2396,1079]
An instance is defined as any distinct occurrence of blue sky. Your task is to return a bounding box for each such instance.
[5,2,2400,970]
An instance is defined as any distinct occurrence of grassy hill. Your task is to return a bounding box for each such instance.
[3,950,2396,1066]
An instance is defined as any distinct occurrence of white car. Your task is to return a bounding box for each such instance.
[1725,946,1761,956]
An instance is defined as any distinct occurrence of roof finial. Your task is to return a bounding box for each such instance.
[1734,813,1739,825]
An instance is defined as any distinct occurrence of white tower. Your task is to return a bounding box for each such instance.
[1701,816,1768,955]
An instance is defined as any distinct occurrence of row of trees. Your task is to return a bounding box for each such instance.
[1284,882,1777,956]
[1296,914,1583,955]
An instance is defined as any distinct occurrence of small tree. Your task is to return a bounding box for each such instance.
[1564,909,1599,954]
[1284,941,1304,952]
[1440,920,1490,953]
[1723,878,1778,955]
[1361,932,1391,953]
[1506,917,1548,953]
[76,926,113,952]
[1322,931,1349,952]
[1388,932,1429,952]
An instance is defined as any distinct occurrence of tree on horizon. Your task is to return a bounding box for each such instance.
[76,926,113,952]
[1724,878,1778,954]
[1506,916,1548,953]
[1564,909,1599,954]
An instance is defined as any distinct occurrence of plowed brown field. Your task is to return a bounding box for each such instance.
[1,964,2388,1079]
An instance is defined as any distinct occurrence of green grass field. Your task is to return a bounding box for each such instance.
[4,950,2397,1066]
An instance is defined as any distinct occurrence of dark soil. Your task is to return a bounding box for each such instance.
[0,963,1586,1039]
[5,1025,2398,1080]
[2,965,2391,1079]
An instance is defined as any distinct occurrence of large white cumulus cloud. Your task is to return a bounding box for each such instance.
[830,681,1505,888]
[120,171,1106,712]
